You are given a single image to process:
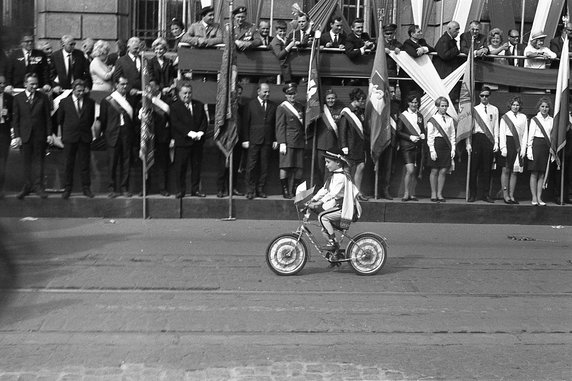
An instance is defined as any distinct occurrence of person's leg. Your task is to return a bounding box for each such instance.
[353,161,365,192]
[403,163,415,199]
[537,173,545,204]
[530,171,538,204]
[244,145,259,195]
[62,142,78,192]
[0,133,9,194]
[429,168,438,199]
[437,168,447,199]
[107,145,119,193]
[501,167,510,202]
[258,144,271,194]
[189,144,204,194]
[509,172,518,202]
[78,141,91,191]
[118,135,131,194]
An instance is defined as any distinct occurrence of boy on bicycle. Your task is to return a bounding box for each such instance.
[307,150,362,256]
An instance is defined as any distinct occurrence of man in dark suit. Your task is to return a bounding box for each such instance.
[148,37,176,93]
[51,35,90,93]
[5,34,50,91]
[12,73,53,199]
[99,76,138,198]
[320,16,347,49]
[460,20,488,57]
[113,37,143,95]
[257,20,272,48]
[58,79,95,199]
[169,81,208,198]
[506,29,526,67]
[345,18,375,60]
[433,21,463,104]
[0,75,13,198]
[550,22,572,69]
[241,83,277,199]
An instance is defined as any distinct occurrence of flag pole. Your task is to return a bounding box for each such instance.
[375,14,383,200]
[310,121,316,187]
[142,55,148,220]
[560,150,565,204]
[465,37,474,202]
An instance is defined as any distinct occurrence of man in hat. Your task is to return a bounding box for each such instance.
[182,6,223,48]
[276,82,305,199]
[232,6,262,51]
[382,24,402,86]
[524,31,556,69]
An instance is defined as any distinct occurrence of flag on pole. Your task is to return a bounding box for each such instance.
[214,20,239,157]
[367,30,391,167]
[457,43,474,142]
[305,30,322,132]
[549,34,569,169]
[139,58,155,178]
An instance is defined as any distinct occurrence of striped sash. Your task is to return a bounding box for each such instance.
[428,116,451,150]
[473,108,494,144]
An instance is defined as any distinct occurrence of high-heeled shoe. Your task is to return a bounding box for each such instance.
[538,200,546,206]
[531,201,538,206]
[504,198,512,204]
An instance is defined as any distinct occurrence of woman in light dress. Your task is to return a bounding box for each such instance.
[90,40,115,92]
[499,97,527,204]
[526,97,553,206]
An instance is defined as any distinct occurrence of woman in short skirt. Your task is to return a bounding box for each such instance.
[427,96,455,202]
[526,97,553,206]
[499,96,528,204]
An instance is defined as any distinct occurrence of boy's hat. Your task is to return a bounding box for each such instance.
[324,150,350,167]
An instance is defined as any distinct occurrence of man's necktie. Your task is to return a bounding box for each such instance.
[262,101,266,111]
[67,53,73,82]
[188,103,193,116]
[334,34,338,45]
[25,52,30,66]
[76,99,82,114]
[484,105,488,114]
[442,115,446,123]
[135,57,141,72]
[28,95,33,105]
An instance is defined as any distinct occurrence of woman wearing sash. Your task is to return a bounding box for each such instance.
[499,97,527,204]
[315,89,341,186]
[276,82,305,199]
[427,97,455,202]
[339,88,369,201]
[526,97,553,206]
[397,93,425,201]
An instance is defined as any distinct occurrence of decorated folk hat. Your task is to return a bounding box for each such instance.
[324,150,350,167]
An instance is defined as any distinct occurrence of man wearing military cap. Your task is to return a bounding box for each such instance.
[182,6,223,48]
[232,6,262,51]
[382,23,402,87]
[276,82,305,199]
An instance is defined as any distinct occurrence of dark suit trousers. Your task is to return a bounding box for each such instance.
[216,145,242,192]
[151,141,170,192]
[63,141,91,190]
[21,131,46,191]
[107,131,132,192]
[174,145,203,194]
[469,133,494,199]
[245,144,271,193]
[0,128,10,191]
[378,145,394,191]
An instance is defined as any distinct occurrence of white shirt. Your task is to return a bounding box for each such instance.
[524,45,557,69]
[473,102,499,142]
[499,112,528,154]
[402,109,421,135]
[527,112,553,147]
[427,113,456,154]
[129,52,141,71]
[313,169,346,210]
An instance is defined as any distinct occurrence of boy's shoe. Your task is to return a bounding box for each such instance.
[323,239,339,251]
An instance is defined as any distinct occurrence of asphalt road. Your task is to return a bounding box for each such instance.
[0,217,570,380]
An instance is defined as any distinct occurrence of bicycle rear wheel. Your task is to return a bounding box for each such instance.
[346,232,388,275]
[266,233,308,275]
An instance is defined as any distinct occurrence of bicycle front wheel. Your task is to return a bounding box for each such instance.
[266,233,308,275]
[346,232,388,275]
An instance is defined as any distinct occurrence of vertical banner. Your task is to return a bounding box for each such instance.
[531,0,566,40]
[140,58,155,179]
[550,35,569,169]
[305,31,322,133]
[456,45,474,142]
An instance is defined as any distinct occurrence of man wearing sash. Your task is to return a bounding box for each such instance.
[339,88,369,201]
[276,83,305,199]
[499,96,527,204]
[241,83,277,200]
[99,76,138,198]
[144,79,171,197]
[315,89,341,187]
[467,86,499,203]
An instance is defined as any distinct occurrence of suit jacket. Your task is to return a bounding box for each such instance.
[320,30,347,48]
[338,106,367,161]
[241,98,276,145]
[182,21,224,47]
[276,101,304,149]
[58,94,95,144]
[13,91,52,143]
[396,111,425,152]
[402,38,435,58]
[150,95,171,144]
[385,38,403,77]
[460,31,488,55]
[549,36,572,68]
[6,49,50,87]
[345,32,374,60]
[169,99,207,147]
[506,42,526,67]
[433,32,462,79]
[99,93,137,147]
[51,49,90,89]
[0,93,13,137]
[286,28,313,49]
[113,54,142,92]
[148,56,176,89]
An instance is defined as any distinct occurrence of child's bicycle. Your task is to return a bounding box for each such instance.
[265,201,388,276]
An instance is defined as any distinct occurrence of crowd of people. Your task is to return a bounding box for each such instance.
[0,8,571,206]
